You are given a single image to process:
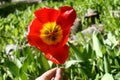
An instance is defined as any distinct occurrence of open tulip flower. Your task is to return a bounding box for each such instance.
[27,6,76,64]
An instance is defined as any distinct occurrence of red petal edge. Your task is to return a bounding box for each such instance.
[45,45,69,64]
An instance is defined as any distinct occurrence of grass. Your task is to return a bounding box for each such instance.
[0,0,120,80]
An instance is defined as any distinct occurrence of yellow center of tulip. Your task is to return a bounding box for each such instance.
[40,22,63,45]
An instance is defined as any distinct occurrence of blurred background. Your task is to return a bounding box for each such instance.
[0,0,120,80]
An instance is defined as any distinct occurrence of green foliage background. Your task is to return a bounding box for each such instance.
[0,0,120,80]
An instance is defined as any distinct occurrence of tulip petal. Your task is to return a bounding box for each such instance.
[56,6,76,28]
[34,7,59,24]
[27,18,42,46]
[27,18,42,36]
[45,45,69,64]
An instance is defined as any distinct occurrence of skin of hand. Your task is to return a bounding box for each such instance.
[35,67,64,80]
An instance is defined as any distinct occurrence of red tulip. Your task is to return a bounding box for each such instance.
[27,6,76,64]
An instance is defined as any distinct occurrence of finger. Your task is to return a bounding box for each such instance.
[54,67,64,80]
[51,77,55,80]
[35,68,57,80]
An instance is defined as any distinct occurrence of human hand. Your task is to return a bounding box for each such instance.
[35,67,64,80]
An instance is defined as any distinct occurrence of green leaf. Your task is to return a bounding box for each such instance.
[19,70,27,80]
[104,32,118,49]
[40,54,50,71]
[68,42,85,61]
[115,72,120,80]
[92,32,103,58]
[23,46,34,63]
[65,60,82,68]
[5,60,19,77]
[101,73,114,80]
[103,54,110,73]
